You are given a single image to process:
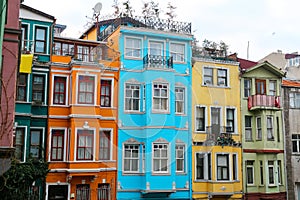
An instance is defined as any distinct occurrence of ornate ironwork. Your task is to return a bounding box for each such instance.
[143,54,173,69]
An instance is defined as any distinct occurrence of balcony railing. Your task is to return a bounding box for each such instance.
[248,95,280,110]
[143,54,173,69]
[206,126,235,146]
[97,185,111,200]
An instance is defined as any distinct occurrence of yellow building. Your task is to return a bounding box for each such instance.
[192,57,243,199]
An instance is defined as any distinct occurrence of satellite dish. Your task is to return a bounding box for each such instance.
[93,2,102,14]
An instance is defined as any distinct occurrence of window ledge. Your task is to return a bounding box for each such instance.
[268,184,277,188]
[124,111,145,114]
[175,113,187,116]
[51,104,70,107]
[152,110,170,114]
[122,172,145,176]
[124,56,143,60]
[194,130,206,133]
[16,101,30,104]
[152,172,170,176]
[245,140,254,142]
[176,172,187,175]
[201,84,231,89]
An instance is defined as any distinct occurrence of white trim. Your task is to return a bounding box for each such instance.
[175,143,186,173]
[169,41,186,63]
[122,143,142,174]
[148,39,166,56]
[246,160,255,186]
[124,82,141,112]
[175,86,186,115]
[152,140,170,174]
[225,106,237,134]
[75,73,97,105]
[74,128,96,161]
[32,72,48,105]
[32,24,50,55]
[100,77,115,108]
[215,152,231,181]
[194,105,207,133]
[99,128,113,161]
[14,125,28,162]
[49,168,116,173]
[48,127,68,162]
[152,81,170,113]
[209,106,223,128]
[30,127,45,158]
[45,183,70,200]
[232,153,238,181]
[51,74,69,106]
[194,151,211,181]
[124,36,143,59]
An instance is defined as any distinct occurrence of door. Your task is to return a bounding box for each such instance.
[255,79,266,95]
[211,107,221,138]
[48,185,68,200]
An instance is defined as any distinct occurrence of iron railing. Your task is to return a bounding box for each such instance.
[97,185,111,200]
[143,54,173,69]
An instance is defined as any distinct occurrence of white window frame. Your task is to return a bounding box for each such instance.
[195,152,211,180]
[292,134,300,153]
[175,87,185,114]
[175,143,185,173]
[245,116,253,141]
[232,154,238,181]
[277,160,282,185]
[244,78,251,98]
[152,82,169,112]
[48,128,67,162]
[149,40,164,56]
[267,116,274,140]
[99,128,113,161]
[216,153,230,181]
[256,117,262,140]
[269,80,276,96]
[76,74,97,105]
[246,160,255,185]
[217,68,229,87]
[268,160,275,186]
[123,143,143,173]
[259,160,264,186]
[33,24,50,55]
[14,125,28,162]
[100,77,114,108]
[29,127,45,159]
[32,72,48,105]
[51,75,69,106]
[74,128,96,162]
[124,83,141,112]
[170,42,185,63]
[203,67,213,85]
[124,36,143,59]
[152,142,169,174]
[195,105,207,132]
[226,107,236,133]
[290,92,300,108]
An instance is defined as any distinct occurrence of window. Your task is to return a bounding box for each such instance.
[245,116,252,141]
[246,160,254,185]
[289,92,300,108]
[100,80,112,107]
[244,79,251,97]
[149,41,164,56]
[13,127,25,161]
[21,24,29,52]
[195,153,211,180]
[260,160,264,185]
[16,73,28,101]
[203,67,213,85]
[267,116,274,140]
[125,84,140,111]
[226,108,235,132]
[175,144,185,173]
[53,42,61,55]
[217,154,229,180]
[32,74,45,103]
[232,154,237,180]
[99,130,111,160]
[269,80,276,96]
[34,26,47,53]
[77,46,90,62]
[256,117,262,140]
[175,87,185,114]
[76,184,90,200]
[53,76,66,105]
[97,183,110,200]
[170,43,185,62]
[195,106,205,131]
[217,69,228,86]
[30,129,43,159]
[292,134,300,153]
[125,37,142,58]
[153,83,168,111]
[51,130,64,161]
[62,43,74,56]
[153,143,169,173]
[124,144,140,172]
[268,161,275,185]
[255,79,266,95]
[78,75,94,104]
[77,130,93,160]
[277,160,282,185]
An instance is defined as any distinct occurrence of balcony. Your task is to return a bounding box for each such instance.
[247,95,280,110]
[206,126,235,146]
[143,54,173,69]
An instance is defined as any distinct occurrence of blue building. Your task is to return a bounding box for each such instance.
[105,17,193,199]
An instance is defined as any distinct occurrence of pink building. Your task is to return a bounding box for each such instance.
[0,0,22,174]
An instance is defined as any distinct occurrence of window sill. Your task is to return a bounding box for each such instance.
[245,140,254,142]
[124,56,142,60]
[201,84,230,89]
[152,172,170,176]
[175,113,186,116]
[51,104,70,107]
[152,110,170,114]
[176,172,187,175]
[194,131,206,133]
[124,111,145,114]
[122,172,145,176]
[268,184,277,188]
[16,101,30,104]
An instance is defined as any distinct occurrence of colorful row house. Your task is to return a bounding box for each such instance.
[0,0,21,174]
[238,58,286,199]
[191,56,243,199]
[14,4,55,198]
[45,36,120,200]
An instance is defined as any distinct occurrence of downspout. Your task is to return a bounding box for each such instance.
[281,85,288,200]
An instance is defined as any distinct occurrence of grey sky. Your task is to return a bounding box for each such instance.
[24,0,300,61]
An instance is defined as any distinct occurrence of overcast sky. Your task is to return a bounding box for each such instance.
[24,0,300,61]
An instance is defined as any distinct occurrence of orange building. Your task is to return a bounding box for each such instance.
[46,36,120,200]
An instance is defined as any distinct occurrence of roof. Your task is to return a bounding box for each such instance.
[285,53,300,59]
[20,4,55,21]
[282,79,300,87]
[238,57,258,70]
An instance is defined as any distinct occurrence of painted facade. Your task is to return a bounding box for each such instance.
[46,36,120,200]
[282,80,300,200]
[14,4,55,198]
[192,57,243,199]
[240,61,286,199]
[0,0,21,175]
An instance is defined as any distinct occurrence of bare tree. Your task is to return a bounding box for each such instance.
[112,0,120,17]
[165,2,176,21]
[120,0,134,17]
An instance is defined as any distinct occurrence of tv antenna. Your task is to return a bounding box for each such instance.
[93,2,102,18]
